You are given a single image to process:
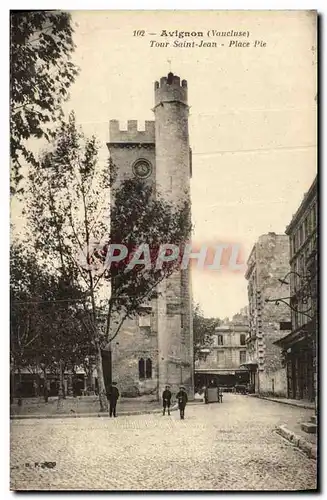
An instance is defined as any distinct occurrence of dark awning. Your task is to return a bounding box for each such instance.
[274,322,315,348]
[239,362,258,371]
[195,369,236,375]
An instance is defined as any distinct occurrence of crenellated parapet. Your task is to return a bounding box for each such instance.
[109,120,155,144]
[154,72,188,108]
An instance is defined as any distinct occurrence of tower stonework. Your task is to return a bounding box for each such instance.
[107,73,194,400]
[154,74,194,398]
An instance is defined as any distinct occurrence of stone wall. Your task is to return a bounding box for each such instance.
[108,126,158,398]
[109,120,155,144]
[110,313,159,398]
[246,233,291,396]
[108,144,156,193]
[257,234,291,381]
[259,368,287,397]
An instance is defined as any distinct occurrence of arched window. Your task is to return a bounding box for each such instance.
[145,358,152,379]
[139,358,145,379]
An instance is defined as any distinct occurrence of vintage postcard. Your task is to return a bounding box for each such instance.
[10,10,318,491]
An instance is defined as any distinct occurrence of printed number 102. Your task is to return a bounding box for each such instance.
[133,30,145,36]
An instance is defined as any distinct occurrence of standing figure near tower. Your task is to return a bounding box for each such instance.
[176,386,188,420]
[162,385,172,416]
[107,382,119,418]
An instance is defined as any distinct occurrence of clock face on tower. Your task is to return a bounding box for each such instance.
[132,159,152,179]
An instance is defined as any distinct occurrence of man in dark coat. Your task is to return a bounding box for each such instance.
[162,385,172,416]
[107,382,119,417]
[176,386,188,420]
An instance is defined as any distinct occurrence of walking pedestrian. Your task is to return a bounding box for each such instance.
[162,385,172,416]
[176,385,188,420]
[107,382,119,417]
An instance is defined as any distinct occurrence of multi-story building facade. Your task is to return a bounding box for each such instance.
[107,73,194,399]
[194,315,249,390]
[275,177,317,403]
[244,233,291,396]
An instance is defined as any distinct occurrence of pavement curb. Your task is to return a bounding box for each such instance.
[276,424,317,460]
[10,400,204,421]
[11,409,166,420]
[10,406,181,420]
[249,394,315,410]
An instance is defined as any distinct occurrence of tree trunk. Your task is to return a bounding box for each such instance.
[95,340,108,412]
[10,361,15,405]
[67,372,73,396]
[36,374,41,397]
[57,360,65,409]
[63,375,67,399]
[43,370,49,402]
[17,366,22,407]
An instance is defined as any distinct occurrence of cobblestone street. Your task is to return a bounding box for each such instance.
[10,394,317,491]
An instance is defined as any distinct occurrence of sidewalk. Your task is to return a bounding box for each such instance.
[276,422,317,460]
[10,396,204,420]
[248,394,315,410]
[11,396,160,420]
[247,394,317,460]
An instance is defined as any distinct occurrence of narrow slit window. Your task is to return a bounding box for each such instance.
[145,358,152,379]
[139,358,145,379]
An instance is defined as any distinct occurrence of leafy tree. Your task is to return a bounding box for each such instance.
[10,10,78,194]
[10,241,92,404]
[25,112,192,411]
[42,276,95,407]
[10,241,57,403]
[193,303,221,361]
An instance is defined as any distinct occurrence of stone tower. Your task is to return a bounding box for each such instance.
[107,73,194,399]
[154,74,193,397]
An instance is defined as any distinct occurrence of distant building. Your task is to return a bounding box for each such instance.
[275,177,317,403]
[244,233,291,397]
[194,314,249,390]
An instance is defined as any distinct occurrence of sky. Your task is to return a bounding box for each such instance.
[11,10,317,319]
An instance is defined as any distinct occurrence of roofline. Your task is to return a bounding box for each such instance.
[285,176,317,235]
[194,369,238,375]
[245,233,289,279]
[245,244,256,279]
[246,244,256,268]
[215,325,249,332]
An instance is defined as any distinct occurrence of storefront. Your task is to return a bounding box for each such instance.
[12,368,95,398]
[239,362,258,393]
[195,369,249,392]
[274,324,316,402]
